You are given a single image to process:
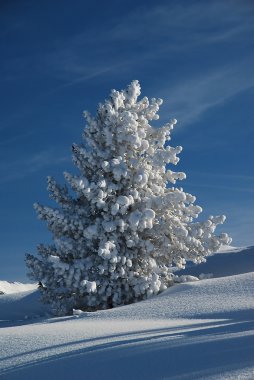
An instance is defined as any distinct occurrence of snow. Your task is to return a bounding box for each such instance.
[218,244,245,253]
[0,281,37,295]
[0,245,254,379]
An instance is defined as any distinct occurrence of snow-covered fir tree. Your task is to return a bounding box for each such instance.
[26,80,231,316]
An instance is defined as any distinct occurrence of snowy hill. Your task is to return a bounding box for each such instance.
[0,281,37,295]
[176,245,254,279]
[0,246,254,379]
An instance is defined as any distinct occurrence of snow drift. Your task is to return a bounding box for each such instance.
[0,246,254,379]
[0,281,37,295]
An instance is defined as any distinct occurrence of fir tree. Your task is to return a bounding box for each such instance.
[26,81,231,315]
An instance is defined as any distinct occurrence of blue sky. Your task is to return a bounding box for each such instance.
[1,0,253,281]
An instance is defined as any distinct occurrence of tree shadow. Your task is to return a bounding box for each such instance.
[1,314,254,379]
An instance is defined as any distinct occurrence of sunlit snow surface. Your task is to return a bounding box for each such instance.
[0,281,37,295]
[0,246,254,379]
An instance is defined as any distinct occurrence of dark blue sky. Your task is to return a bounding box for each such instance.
[1,0,254,281]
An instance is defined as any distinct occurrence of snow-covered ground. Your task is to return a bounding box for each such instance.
[0,281,37,295]
[0,246,254,379]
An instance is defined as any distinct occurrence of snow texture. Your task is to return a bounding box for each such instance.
[0,246,254,379]
[0,281,37,295]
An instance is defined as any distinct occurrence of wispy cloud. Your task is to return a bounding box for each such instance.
[182,171,254,196]
[37,0,254,123]
[160,58,254,126]
[24,0,254,87]
[1,0,253,135]
[105,1,253,46]
[0,150,69,184]
[185,182,254,194]
[187,171,254,182]
[0,130,34,148]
